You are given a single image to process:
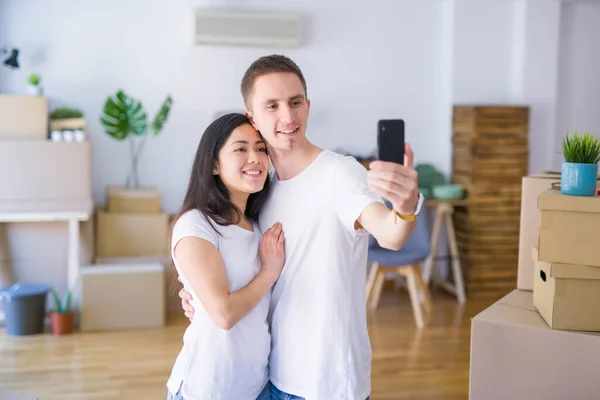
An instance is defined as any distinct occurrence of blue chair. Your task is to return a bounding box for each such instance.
[366,205,434,329]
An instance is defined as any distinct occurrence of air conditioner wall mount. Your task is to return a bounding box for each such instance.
[194,9,303,48]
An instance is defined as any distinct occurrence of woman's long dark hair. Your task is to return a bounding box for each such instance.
[168,113,271,288]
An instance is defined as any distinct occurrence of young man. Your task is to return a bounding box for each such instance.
[179,55,424,399]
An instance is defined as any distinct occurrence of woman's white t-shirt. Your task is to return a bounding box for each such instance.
[166,209,271,400]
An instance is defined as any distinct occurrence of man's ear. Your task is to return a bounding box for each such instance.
[245,110,258,130]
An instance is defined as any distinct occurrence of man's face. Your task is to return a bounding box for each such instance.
[246,72,310,152]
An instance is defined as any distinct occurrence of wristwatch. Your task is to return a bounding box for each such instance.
[393,192,425,222]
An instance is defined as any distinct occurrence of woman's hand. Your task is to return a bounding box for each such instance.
[259,222,285,280]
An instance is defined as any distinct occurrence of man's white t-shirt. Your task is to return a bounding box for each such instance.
[259,149,383,400]
[166,210,271,400]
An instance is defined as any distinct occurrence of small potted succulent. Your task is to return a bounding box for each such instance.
[50,288,74,335]
[27,73,43,96]
[560,131,600,196]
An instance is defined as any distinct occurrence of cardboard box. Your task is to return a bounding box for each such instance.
[80,263,165,331]
[0,141,92,213]
[95,210,169,258]
[470,289,600,399]
[91,255,182,313]
[107,186,162,214]
[49,118,85,131]
[538,189,600,267]
[0,94,48,140]
[533,247,600,331]
[517,173,561,290]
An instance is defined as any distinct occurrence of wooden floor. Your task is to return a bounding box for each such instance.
[0,287,498,400]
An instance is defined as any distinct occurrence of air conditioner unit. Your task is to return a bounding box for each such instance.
[194,9,303,48]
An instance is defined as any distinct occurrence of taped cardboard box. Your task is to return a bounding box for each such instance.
[538,189,600,267]
[0,140,92,213]
[470,289,600,399]
[517,173,560,290]
[106,186,161,214]
[533,247,600,331]
[0,94,48,140]
[79,263,165,331]
[95,210,169,258]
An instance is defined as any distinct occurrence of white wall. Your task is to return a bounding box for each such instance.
[554,1,600,169]
[0,0,444,213]
[0,0,596,304]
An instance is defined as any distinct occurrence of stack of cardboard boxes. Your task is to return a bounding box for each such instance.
[0,94,93,291]
[0,94,92,215]
[79,187,169,331]
[469,173,600,399]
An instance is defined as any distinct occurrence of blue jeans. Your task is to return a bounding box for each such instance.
[270,381,370,400]
[166,381,271,400]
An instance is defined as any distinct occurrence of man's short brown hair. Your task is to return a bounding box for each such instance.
[241,54,307,108]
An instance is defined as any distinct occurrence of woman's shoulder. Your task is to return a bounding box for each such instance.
[176,209,206,227]
[173,209,218,235]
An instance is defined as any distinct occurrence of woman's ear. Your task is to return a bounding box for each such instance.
[213,163,218,175]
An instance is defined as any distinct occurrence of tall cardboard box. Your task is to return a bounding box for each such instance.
[538,189,600,267]
[533,247,600,331]
[470,290,600,399]
[0,141,92,213]
[517,173,560,290]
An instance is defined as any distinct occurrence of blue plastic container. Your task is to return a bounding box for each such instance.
[0,283,50,336]
[561,162,598,196]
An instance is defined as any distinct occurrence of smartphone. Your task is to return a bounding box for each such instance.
[377,119,405,165]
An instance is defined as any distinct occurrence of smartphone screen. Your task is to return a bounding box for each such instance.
[377,119,405,165]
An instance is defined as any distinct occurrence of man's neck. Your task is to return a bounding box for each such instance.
[268,141,323,181]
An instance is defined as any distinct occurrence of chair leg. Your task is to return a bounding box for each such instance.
[369,268,386,310]
[403,266,424,329]
[414,264,434,315]
[444,212,467,304]
[423,205,444,285]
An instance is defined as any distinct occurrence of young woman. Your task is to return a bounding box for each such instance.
[166,113,285,400]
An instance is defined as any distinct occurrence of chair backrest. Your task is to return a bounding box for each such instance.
[368,200,431,260]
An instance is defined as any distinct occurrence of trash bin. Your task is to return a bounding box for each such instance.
[0,283,50,336]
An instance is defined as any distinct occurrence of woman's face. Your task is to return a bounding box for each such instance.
[215,123,269,197]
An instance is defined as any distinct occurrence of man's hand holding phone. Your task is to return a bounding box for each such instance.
[367,142,419,215]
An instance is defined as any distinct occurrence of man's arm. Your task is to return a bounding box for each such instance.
[355,202,417,250]
[356,142,420,250]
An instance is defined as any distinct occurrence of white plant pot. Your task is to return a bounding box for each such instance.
[27,85,43,96]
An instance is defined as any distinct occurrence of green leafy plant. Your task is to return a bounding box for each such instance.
[28,73,40,86]
[50,288,73,314]
[50,107,84,120]
[561,131,600,164]
[100,90,173,189]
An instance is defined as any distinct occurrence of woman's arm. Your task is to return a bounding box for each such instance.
[175,222,284,330]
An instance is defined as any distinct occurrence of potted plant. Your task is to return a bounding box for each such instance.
[49,107,86,142]
[100,90,173,190]
[27,73,43,96]
[560,131,600,196]
[50,288,74,335]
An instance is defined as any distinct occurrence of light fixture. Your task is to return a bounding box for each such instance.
[1,47,20,69]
